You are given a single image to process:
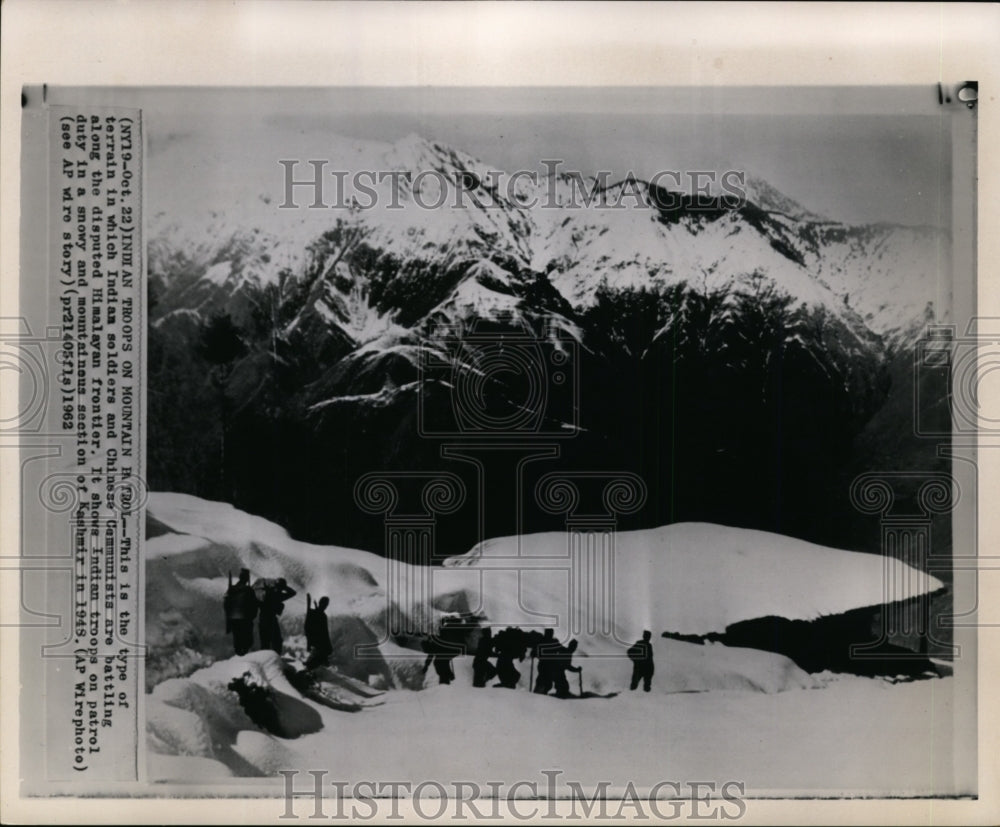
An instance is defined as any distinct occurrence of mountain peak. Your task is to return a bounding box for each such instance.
[381,132,440,170]
[395,131,433,151]
[745,175,829,223]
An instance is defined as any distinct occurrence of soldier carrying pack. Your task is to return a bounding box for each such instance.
[224,568,259,656]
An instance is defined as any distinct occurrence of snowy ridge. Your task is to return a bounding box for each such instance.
[149,132,946,345]
[145,133,950,593]
[744,175,830,223]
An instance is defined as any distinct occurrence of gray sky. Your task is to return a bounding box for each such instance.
[51,85,958,227]
[323,110,952,227]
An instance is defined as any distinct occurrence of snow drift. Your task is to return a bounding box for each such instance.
[443,524,944,637]
[144,493,959,790]
[146,492,941,692]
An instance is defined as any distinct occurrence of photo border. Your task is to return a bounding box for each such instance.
[2,2,998,824]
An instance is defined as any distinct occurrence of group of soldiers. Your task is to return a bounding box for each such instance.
[224,570,656,695]
[424,619,657,697]
[223,568,334,668]
[419,623,582,695]
[472,627,583,696]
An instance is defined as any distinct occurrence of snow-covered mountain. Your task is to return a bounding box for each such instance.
[146,132,950,555]
[142,135,959,790]
[149,132,946,345]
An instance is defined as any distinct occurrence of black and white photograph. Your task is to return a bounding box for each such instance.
[2,2,998,824]
[45,81,982,796]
